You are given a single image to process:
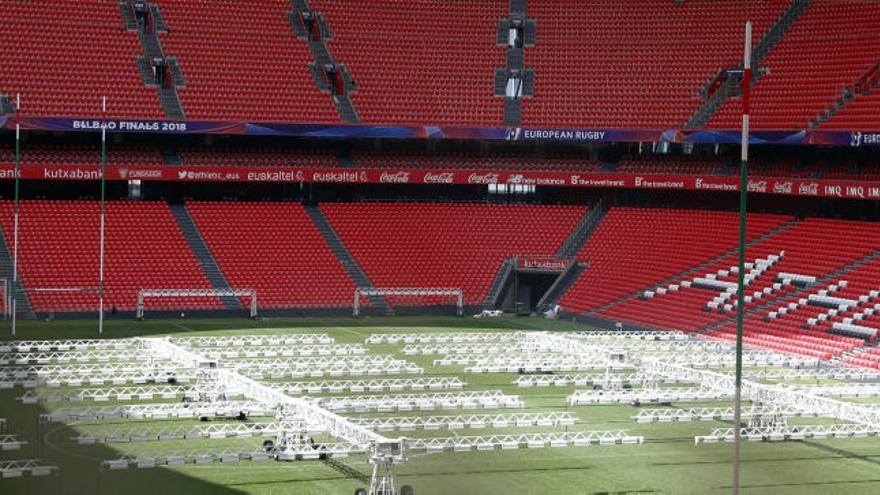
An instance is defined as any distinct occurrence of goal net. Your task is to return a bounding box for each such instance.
[136,289,258,319]
[353,288,463,317]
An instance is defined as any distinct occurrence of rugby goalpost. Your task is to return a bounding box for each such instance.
[136,289,258,320]
[353,288,463,317]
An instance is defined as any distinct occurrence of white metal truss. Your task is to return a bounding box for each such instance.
[18,385,223,404]
[0,434,25,451]
[570,331,689,341]
[0,339,142,353]
[210,368,387,447]
[230,358,423,379]
[366,332,527,345]
[0,368,195,389]
[0,460,58,478]
[318,391,524,413]
[462,356,622,373]
[72,421,298,445]
[567,387,733,405]
[514,372,684,388]
[196,344,368,359]
[41,401,273,423]
[638,357,880,428]
[172,334,335,347]
[142,337,392,458]
[437,351,604,366]
[224,355,413,368]
[269,376,464,395]
[350,412,578,432]
[0,349,154,365]
[0,361,180,379]
[631,407,829,423]
[782,383,880,398]
[743,368,880,382]
[402,343,547,356]
[354,288,463,317]
[406,430,643,453]
[137,289,257,319]
[695,423,880,444]
[102,443,364,469]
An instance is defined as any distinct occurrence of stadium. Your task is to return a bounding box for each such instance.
[1,0,880,494]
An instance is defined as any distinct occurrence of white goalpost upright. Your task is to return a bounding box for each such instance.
[136,289,258,320]
[353,288,464,317]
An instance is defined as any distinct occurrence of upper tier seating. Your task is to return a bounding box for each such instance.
[709,0,880,130]
[352,151,600,171]
[186,202,354,308]
[615,155,728,175]
[825,90,880,130]
[0,201,218,312]
[155,0,338,122]
[0,1,163,118]
[322,202,585,305]
[310,0,506,126]
[178,147,338,168]
[522,1,787,129]
[558,208,793,313]
[0,144,164,168]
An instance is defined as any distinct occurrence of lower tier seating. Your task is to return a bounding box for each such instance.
[322,202,586,305]
[558,208,793,313]
[186,202,355,308]
[576,214,880,359]
[0,201,218,312]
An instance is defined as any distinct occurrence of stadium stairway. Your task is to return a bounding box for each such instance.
[289,0,360,123]
[169,205,243,312]
[496,0,536,126]
[0,225,34,319]
[481,259,515,310]
[303,204,390,314]
[555,200,606,259]
[686,0,813,128]
[537,261,588,312]
[121,1,186,118]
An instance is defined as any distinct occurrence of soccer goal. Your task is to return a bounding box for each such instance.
[136,289,258,319]
[353,288,463,317]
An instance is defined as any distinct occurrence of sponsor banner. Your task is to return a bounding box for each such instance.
[3,115,878,147]
[10,117,246,135]
[4,165,880,200]
[516,256,574,272]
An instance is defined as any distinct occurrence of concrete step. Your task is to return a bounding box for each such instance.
[556,201,606,259]
[304,204,391,314]
[503,98,522,126]
[169,204,243,311]
[0,224,34,318]
[119,1,138,31]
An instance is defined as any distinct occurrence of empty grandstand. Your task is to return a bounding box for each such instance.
[2,1,880,494]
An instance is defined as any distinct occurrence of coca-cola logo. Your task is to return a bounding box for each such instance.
[379,171,410,183]
[468,173,499,185]
[747,180,767,193]
[773,181,792,194]
[423,172,455,184]
[798,182,819,196]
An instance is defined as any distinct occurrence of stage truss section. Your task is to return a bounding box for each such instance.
[353,288,463,317]
[136,289,257,319]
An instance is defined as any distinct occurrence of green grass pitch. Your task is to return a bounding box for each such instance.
[1,316,880,494]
